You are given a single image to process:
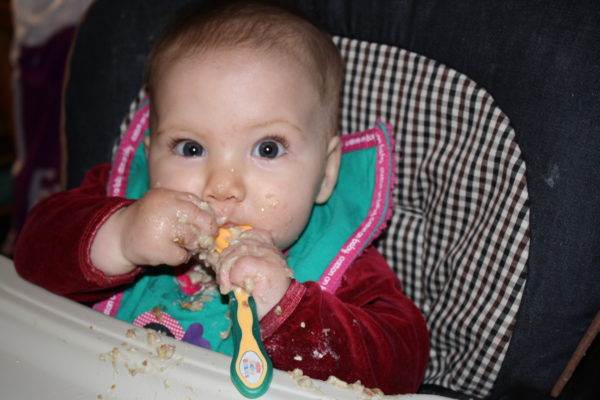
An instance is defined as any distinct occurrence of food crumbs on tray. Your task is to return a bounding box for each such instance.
[326,375,347,388]
[363,387,384,396]
[294,354,303,361]
[125,328,136,338]
[288,368,316,390]
[275,305,283,316]
[146,330,161,346]
[99,328,184,380]
[326,375,385,397]
[157,344,176,360]
[99,347,121,369]
[300,321,306,328]
[290,367,386,397]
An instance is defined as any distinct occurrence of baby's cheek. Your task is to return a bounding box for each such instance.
[263,192,281,210]
[257,193,286,220]
[252,195,295,245]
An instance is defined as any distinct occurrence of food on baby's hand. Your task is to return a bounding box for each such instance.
[193,224,252,262]
[174,201,217,252]
[214,225,253,253]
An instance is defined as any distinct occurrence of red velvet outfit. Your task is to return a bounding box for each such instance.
[15,163,429,394]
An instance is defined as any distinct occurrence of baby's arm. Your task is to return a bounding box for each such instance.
[14,164,138,302]
[14,163,219,303]
[260,246,429,395]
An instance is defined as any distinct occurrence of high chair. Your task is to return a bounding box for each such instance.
[2,1,598,399]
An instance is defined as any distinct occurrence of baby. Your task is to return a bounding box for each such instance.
[91,0,343,320]
[15,0,428,393]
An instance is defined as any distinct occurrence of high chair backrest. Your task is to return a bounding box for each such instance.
[63,1,600,399]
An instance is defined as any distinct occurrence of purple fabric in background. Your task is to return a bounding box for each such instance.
[11,26,76,240]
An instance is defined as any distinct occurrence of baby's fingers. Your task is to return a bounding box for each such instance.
[173,195,219,251]
[216,254,263,295]
[215,255,237,294]
[228,255,266,291]
[161,244,192,266]
[238,228,273,245]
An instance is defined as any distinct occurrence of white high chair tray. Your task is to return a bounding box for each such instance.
[0,255,453,399]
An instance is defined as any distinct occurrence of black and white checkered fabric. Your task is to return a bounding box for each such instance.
[334,36,530,398]
[116,36,530,399]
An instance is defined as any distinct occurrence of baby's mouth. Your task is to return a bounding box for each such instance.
[209,204,235,226]
[216,214,250,230]
[215,215,229,226]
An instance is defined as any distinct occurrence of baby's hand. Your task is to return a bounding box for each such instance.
[213,229,292,319]
[91,188,218,275]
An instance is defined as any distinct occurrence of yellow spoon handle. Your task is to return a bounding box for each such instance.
[215,226,272,397]
[229,288,273,398]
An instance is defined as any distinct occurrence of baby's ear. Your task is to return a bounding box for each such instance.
[316,135,342,204]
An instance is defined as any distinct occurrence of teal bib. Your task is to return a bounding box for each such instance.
[95,98,395,355]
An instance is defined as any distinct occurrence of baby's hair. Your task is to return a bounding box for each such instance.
[145,0,343,135]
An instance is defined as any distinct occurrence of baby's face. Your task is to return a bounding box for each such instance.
[146,48,340,250]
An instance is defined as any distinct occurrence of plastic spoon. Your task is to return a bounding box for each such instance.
[215,226,273,398]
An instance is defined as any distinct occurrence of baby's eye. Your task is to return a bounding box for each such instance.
[173,140,205,157]
[252,139,287,159]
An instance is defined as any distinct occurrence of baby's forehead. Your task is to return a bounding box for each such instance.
[158,46,324,98]
[151,46,335,134]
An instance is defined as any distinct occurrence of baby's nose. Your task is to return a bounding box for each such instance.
[203,166,245,202]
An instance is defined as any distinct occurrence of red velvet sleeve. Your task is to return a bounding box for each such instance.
[260,246,429,394]
[14,163,141,304]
